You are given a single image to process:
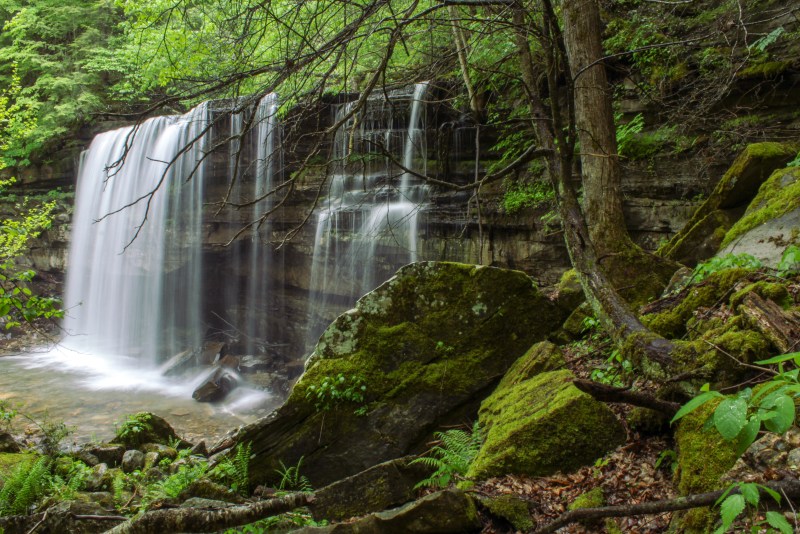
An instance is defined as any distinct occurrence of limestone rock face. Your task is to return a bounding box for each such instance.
[221,261,562,487]
[719,166,800,265]
[661,142,799,266]
[467,369,625,480]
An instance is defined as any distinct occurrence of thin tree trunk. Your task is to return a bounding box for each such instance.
[561,0,631,256]
[511,2,675,375]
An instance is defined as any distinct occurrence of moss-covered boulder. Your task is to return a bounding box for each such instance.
[661,142,799,266]
[478,495,533,531]
[719,166,800,264]
[221,262,561,487]
[296,490,481,533]
[467,369,625,480]
[672,400,740,533]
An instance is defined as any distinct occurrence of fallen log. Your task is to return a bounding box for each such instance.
[531,479,800,534]
[739,292,800,354]
[572,379,680,417]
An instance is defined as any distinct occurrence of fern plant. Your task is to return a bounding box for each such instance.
[0,456,51,516]
[275,457,312,493]
[411,422,483,489]
[212,442,252,496]
[141,462,208,509]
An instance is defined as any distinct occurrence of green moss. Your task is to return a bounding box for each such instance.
[467,370,624,479]
[674,400,740,533]
[737,60,790,79]
[555,268,585,313]
[670,321,769,387]
[731,280,792,309]
[722,167,800,247]
[568,487,604,510]
[561,303,592,338]
[641,268,751,338]
[496,341,565,390]
[480,495,534,531]
[244,262,563,486]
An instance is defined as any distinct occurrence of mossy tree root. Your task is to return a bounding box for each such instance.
[105,492,312,534]
[531,479,800,534]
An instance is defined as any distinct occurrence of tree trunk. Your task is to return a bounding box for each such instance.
[559,0,678,304]
[511,1,675,375]
[561,0,631,256]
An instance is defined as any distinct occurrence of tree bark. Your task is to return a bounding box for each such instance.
[561,0,631,256]
[105,492,312,534]
[739,292,800,354]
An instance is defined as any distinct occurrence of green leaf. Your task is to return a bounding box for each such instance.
[671,390,722,424]
[738,483,759,506]
[735,417,760,455]
[719,494,745,531]
[756,352,800,365]
[765,511,793,534]
[714,397,748,440]
[762,394,795,434]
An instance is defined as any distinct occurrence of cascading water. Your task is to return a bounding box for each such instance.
[62,103,210,363]
[220,94,282,357]
[306,82,429,344]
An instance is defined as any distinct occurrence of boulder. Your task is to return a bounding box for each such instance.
[309,456,432,521]
[0,432,21,453]
[82,443,125,467]
[661,142,799,266]
[467,369,625,480]
[160,348,199,377]
[294,490,480,534]
[121,449,145,473]
[217,262,562,487]
[192,367,239,402]
[719,166,800,265]
[113,412,180,447]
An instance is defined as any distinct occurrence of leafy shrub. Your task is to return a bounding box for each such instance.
[502,181,554,215]
[411,422,482,489]
[616,113,644,156]
[688,253,763,285]
[305,374,367,415]
[115,412,152,446]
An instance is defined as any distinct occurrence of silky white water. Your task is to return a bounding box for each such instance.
[0,97,284,441]
[306,82,429,344]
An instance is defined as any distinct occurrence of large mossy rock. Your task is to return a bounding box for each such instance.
[221,262,561,487]
[661,142,799,266]
[719,166,800,264]
[467,369,625,480]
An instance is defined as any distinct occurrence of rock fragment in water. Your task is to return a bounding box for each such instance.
[192,367,239,402]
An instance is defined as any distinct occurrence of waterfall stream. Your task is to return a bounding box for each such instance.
[306,82,430,345]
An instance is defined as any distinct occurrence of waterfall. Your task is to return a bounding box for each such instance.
[62,95,280,367]
[306,82,429,346]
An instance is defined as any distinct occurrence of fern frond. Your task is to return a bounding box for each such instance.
[411,423,483,490]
